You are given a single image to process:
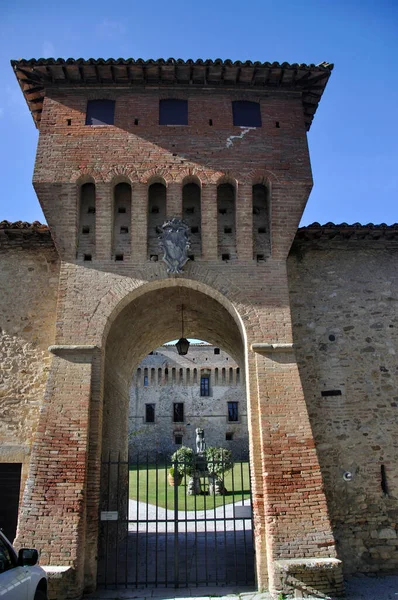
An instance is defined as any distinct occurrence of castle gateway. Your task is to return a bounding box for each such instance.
[1,57,397,599]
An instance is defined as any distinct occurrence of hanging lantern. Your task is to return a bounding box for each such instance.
[176,337,190,356]
[176,304,190,356]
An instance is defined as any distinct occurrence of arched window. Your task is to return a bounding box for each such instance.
[113,183,131,261]
[148,183,166,260]
[217,183,236,261]
[252,184,270,261]
[183,182,201,259]
[78,182,96,261]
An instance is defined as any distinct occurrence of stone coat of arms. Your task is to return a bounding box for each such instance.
[158,218,191,274]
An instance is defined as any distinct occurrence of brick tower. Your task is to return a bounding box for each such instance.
[12,58,342,598]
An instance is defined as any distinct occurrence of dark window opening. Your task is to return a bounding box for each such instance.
[226,432,234,441]
[214,348,220,355]
[67,119,71,126]
[173,403,184,422]
[224,227,232,234]
[134,118,139,126]
[82,226,90,234]
[151,206,159,214]
[145,403,155,422]
[275,121,280,128]
[86,99,115,126]
[159,99,188,125]
[257,254,265,262]
[191,226,199,234]
[209,119,213,126]
[219,208,227,215]
[228,401,239,422]
[222,253,230,261]
[88,206,96,214]
[321,390,342,397]
[188,254,195,261]
[115,254,124,261]
[185,207,195,214]
[84,254,92,261]
[118,207,126,214]
[381,464,388,495]
[200,376,210,397]
[120,226,129,234]
[143,375,149,386]
[150,255,158,262]
[258,227,266,233]
[175,434,183,445]
[232,101,262,127]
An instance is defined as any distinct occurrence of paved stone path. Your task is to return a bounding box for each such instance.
[85,575,398,599]
[128,498,252,532]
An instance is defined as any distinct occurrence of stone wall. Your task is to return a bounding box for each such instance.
[2,220,397,585]
[0,223,59,513]
[129,344,248,458]
[288,224,398,575]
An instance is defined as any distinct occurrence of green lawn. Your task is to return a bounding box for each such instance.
[129,462,250,510]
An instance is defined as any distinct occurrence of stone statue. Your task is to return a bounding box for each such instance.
[196,427,206,453]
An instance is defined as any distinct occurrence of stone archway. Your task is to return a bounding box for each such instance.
[101,283,247,461]
[96,281,254,588]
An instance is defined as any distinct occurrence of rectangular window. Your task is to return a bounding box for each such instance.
[145,404,155,423]
[228,401,239,422]
[175,434,183,445]
[143,375,149,387]
[200,376,210,397]
[85,100,115,126]
[173,403,184,422]
[159,99,188,125]
[232,101,262,127]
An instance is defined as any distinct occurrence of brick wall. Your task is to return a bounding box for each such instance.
[0,226,59,520]
[34,88,312,264]
[6,80,340,598]
[288,229,398,575]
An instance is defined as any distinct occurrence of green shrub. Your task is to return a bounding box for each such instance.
[205,447,233,478]
[171,446,195,476]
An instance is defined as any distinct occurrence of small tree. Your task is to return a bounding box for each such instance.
[171,446,195,477]
[206,447,233,495]
[206,447,233,479]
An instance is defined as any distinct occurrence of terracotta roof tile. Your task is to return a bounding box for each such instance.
[11,57,333,131]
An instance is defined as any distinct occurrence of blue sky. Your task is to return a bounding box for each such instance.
[0,0,397,225]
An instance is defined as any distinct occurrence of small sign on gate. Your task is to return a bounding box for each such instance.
[100,511,118,521]
[234,505,252,519]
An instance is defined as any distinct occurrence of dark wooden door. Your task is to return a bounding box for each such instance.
[0,463,22,542]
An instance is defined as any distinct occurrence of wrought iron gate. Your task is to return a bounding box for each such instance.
[97,452,255,588]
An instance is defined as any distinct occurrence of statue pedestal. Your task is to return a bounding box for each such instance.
[187,472,203,495]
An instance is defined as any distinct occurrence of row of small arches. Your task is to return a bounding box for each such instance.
[135,366,241,386]
[78,181,270,262]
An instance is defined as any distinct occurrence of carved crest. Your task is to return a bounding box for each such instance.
[158,218,191,274]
